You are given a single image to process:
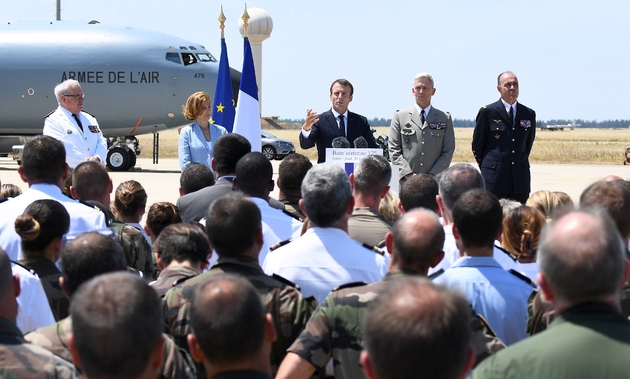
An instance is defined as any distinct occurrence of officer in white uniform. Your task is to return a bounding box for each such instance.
[43,79,108,169]
[263,164,389,304]
[0,136,106,261]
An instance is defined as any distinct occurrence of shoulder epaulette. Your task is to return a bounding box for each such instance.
[10,260,37,276]
[361,242,384,256]
[272,273,301,290]
[509,269,537,288]
[428,268,444,280]
[476,313,499,338]
[82,110,96,117]
[78,200,101,211]
[43,110,55,119]
[375,239,386,249]
[333,281,368,291]
[270,239,292,251]
[495,245,518,262]
[281,208,302,221]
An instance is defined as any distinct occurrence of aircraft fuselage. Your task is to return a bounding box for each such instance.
[0,21,239,137]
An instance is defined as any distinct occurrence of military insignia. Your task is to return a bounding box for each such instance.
[429,122,447,130]
[88,125,100,133]
[66,129,72,134]
[520,120,532,129]
[492,119,502,123]
[494,134,500,139]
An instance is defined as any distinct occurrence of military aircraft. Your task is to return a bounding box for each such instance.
[0,20,239,170]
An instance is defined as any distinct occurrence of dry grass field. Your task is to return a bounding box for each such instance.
[137,127,630,165]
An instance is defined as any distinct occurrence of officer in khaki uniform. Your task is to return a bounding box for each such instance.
[389,73,455,184]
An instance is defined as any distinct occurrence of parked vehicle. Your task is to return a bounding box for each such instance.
[261,130,295,160]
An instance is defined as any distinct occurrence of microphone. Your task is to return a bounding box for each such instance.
[353,136,368,148]
[332,136,350,148]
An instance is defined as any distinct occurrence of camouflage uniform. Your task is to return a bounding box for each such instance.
[0,316,81,378]
[25,317,196,379]
[288,271,505,379]
[101,208,154,280]
[163,256,318,375]
[16,257,69,321]
[151,265,201,298]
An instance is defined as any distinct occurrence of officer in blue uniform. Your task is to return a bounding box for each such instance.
[472,72,536,204]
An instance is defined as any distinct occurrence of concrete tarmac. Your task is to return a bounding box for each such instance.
[1,157,629,210]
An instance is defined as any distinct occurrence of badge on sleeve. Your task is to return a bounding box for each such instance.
[520,120,532,129]
[88,125,101,133]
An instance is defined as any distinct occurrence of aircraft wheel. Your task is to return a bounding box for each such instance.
[262,145,276,160]
[128,150,137,169]
[107,147,130,171]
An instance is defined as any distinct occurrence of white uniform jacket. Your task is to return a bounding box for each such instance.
[43,106,108,168]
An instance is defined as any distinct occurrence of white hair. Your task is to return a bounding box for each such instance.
[54,79,82,103]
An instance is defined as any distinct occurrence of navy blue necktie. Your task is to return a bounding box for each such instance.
[338,115,346,137]
[72,114,84,132]
[508,106,514,126]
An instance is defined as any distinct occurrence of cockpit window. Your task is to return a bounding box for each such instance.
[196,53,217,63]
[165,52,181,64]
[182,53,198,66]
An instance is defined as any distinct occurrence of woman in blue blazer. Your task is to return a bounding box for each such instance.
[178,91,228,172]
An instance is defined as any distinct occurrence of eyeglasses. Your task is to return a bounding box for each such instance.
[64,93,85,99]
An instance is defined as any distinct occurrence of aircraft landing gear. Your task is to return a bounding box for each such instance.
[107,146,133,171]
[106,136,140,171]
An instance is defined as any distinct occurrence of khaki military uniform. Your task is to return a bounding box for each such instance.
[288,271,505,379]
[0,316,81,378]
[163,256,317,375]
[347,207,393,247]
[278,195,305,221]
[25,317,196,379]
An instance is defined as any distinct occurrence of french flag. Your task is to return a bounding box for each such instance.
[233,37,261,152]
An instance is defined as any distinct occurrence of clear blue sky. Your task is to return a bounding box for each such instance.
[6,0,630,122]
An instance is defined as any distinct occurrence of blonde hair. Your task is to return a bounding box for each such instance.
[182,91,211,121]
[114,180,147,219]
[379,190,402,223]
[502,206,546,261]
[526,190,560,220]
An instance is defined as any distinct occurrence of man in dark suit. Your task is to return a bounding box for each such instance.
[176,133,251,221]
[299,79,378,163]
[472,72,536,204]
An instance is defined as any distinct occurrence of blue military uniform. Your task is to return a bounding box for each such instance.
[472,99,536,203]
[432,256,536,346]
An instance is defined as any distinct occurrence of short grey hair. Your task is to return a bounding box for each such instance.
[438,163,485,212]
[538,208,626,305]
[301,164,352,227]
[54,79,81,103]
[414,72,434,87]
[354,155,391,198]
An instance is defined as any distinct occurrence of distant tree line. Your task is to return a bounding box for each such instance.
[279,118,630,128]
